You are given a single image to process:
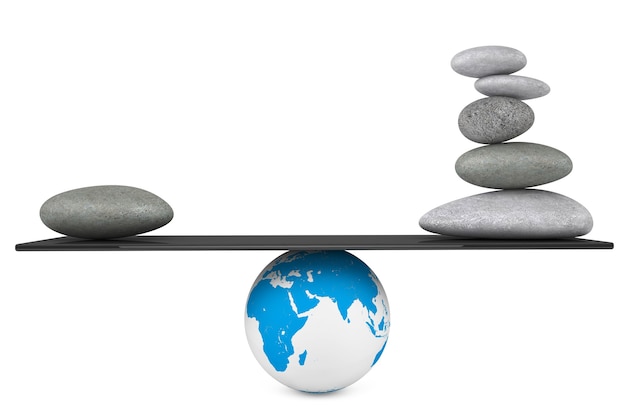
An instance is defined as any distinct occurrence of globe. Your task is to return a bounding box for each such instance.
[244,250,390,393]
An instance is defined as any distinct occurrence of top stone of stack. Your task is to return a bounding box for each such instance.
[451,45,526,78]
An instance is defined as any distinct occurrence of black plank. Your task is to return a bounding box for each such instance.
[15,235,614,251]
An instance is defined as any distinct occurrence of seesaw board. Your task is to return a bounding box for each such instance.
[15,235,614,251]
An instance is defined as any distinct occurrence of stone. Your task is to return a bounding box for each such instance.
[458,96,534,144]
[451,46,527,78]
[474,75,550,100]
[419,189,593,239]
[455,142,573,189]
[40,185,174,239]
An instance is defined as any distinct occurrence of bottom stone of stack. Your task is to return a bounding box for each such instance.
[419,189,592,239]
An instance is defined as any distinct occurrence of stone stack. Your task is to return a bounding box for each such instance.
[420,46,593,239]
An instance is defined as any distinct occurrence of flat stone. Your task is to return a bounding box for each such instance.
[451,46,527,78]
[455,142,572,189]
[419,189,593,239]
[40,185,174,239]
[475,75,550,100]
[458,96,534,144]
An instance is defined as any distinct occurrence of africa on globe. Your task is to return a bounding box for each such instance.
[244,250,390,393]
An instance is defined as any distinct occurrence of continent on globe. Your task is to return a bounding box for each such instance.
[244,250,390,393]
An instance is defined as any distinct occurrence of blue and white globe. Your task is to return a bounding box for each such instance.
[244,250,390,393]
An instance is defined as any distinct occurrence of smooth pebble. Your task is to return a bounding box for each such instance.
[475,75,550,100]
[455,142,572,189]
[451,46,527,78]
[419,189,593,239]
[40,185,174,239]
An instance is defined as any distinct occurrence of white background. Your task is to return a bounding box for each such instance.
[1,1,624,416]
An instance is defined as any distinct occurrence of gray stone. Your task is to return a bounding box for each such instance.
[40,185,174,239]
[458,96,534,144]
[419,189,593,239]
[475,75,550,100]
[455,142,573,189]
[451,46,527,78]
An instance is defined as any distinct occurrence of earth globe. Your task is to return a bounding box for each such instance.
[244,250,390,393]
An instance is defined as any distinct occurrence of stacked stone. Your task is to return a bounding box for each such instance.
[420,46,593,239]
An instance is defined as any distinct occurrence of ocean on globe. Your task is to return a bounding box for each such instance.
[244,250,390,393]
